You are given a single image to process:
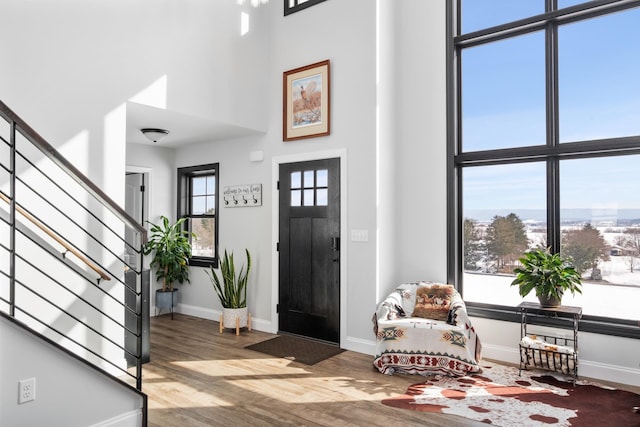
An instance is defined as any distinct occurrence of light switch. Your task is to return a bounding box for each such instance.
[351,230,369,242]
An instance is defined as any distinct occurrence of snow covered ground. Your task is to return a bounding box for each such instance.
[464,248,639,320]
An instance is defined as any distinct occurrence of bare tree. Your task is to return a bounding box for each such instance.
[621,227,640,272]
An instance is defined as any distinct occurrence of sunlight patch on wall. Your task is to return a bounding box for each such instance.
[128,75,168,109]
[58,130,90,171]
[103,102,126,201]
[237,0,269,7]
[241,12,250,36]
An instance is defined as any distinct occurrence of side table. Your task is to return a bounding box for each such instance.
[517,302,582,383]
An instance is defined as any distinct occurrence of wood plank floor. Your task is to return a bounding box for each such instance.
[142,313,488,426]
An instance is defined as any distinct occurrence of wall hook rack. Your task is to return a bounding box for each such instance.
[223,184,262,208]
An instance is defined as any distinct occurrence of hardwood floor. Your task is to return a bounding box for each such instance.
[142,313,488,426]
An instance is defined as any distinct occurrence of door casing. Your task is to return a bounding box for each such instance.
[271,149,347,346]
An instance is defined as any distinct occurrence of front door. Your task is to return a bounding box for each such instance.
[278,158,340,343]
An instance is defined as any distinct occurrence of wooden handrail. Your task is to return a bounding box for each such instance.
[0,192,111,282]
[0,99,146,245]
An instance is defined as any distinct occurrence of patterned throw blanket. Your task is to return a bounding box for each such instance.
[373,282,482,377]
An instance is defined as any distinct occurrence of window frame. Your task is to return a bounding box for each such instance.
[284,0,327,16]
[177,163,220,268]
[447,0,640,340]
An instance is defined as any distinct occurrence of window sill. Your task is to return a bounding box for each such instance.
[467,303,640,340]
[189,258,218,269]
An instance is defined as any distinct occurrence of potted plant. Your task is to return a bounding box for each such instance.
[207,249,252,333]
[143,216,195,315]
[511,247,582,307]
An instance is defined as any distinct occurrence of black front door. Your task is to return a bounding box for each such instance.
[278,158,340,343]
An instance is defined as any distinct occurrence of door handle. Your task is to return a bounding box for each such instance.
[331,237,340,251]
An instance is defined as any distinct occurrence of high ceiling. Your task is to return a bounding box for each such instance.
[125,102,263,148]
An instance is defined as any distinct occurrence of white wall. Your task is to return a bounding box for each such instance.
[0,317,144,427]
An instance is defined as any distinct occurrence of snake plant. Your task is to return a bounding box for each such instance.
[208,249,251,309]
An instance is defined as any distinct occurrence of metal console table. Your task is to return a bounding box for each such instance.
[517,302,582,383]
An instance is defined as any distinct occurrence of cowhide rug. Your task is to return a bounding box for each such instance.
[382,361,640,426]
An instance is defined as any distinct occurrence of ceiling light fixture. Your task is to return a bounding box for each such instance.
[141,128,169,143]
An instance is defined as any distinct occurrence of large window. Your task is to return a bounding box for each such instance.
[178,163,219,268]
[284,0,326,16]
[449,1,640,337]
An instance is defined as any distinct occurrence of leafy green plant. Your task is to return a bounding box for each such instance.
[143,216,195,292]
[511,248,582,305]
[207,249,251,309]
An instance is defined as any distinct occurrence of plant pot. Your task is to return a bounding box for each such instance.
[223,307,248,327]
[220,307,251,335]
[538,293,561,308]
[156,288,178,318]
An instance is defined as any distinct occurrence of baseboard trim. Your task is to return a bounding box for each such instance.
[344,336,376,355]
[176,303,273,333]
[478,343,640,386]
[89,410,142,427]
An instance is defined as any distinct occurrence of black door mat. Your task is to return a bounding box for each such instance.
[245,335,344,365]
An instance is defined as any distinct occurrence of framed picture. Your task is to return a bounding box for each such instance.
[283,60,330,141]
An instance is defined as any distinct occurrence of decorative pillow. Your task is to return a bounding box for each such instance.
[411,284,454,321]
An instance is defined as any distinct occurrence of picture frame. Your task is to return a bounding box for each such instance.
[283,59,330,141]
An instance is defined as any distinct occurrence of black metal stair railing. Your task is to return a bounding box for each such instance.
[0,100,147,392]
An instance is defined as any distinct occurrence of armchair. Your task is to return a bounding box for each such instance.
[372,281,482,376]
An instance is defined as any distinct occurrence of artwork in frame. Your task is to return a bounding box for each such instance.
[283,59,330,141]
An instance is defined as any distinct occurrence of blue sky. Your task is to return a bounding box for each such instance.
[460,2,640,212]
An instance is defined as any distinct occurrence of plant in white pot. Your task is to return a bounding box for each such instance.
[207,249,252,334]
[143,216,195,317]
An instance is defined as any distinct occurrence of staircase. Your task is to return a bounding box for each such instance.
[0,100,148,426]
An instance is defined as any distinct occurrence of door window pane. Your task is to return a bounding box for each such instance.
[559,9,640,142]
[303,189,314,206]
[291,190,301,207]
[316,169,328,187]
[462,32,546,152]
[316,189,328,206]
[304,170,314,187]
[462,162,547,306]
[560,156,640,320]
[291,172,301,189]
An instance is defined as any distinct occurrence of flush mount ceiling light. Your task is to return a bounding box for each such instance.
[141,128,169,143]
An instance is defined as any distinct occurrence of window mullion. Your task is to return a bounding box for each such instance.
[546,11,561,254]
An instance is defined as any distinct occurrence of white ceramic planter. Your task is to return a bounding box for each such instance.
[220,307,251,335]
[223,307,248,328]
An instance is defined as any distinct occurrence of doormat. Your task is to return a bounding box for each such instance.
[245,335,344,365]
[382,361,640,426]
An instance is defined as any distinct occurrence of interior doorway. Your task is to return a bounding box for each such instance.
[124,170,150,365]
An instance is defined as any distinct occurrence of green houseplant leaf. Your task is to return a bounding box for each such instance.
[143,216,195,292]
[511,247,582,306]
[207,249,251,309]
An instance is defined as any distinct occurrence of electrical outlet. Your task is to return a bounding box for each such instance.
[18,378,36,404]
